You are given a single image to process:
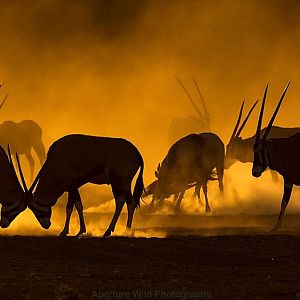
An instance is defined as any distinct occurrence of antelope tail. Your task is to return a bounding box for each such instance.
[132,159,145,208]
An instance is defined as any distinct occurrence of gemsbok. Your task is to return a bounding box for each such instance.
[0,89,46,180]
[151,132,224,212]
[168,76,210,145]
[251,82,298,230]
[225,99,300,182]
[16,134,145,237]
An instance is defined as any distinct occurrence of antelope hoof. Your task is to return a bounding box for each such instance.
[205,207,211,214]
[271,224,281,232]
[59,230,68,237]
[199,200,204,207]
[76,229,87,237]
[124,228,134,237]
[103,229,112,237]
[174,204,181,212]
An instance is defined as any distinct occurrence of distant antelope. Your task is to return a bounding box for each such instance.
[17,134,145,237]
[224,99,300,182]
[168,76,210,145]
[0,90,46,180]
[0,145,27,228]
[251,82,298,230]
[152,133,224,212]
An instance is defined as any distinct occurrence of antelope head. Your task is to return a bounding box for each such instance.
[13,155,51,229]
[224,99,258,169]
[252,82,290,177]
[0,146,27,228]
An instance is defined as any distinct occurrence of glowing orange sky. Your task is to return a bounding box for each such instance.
[0,1,300,234]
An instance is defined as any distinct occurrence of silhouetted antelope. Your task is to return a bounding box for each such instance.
[251,82,296,230]
[225,99,300,182]
[0,91,46,180]
[17,134,145,237]
[152,133,224,212]
[168,77,210,145]
[0,145,27,228]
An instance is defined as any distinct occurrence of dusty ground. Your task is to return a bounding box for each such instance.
[1,215,300,300]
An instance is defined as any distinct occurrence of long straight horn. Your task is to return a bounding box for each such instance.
[175,76,204,119]
[235,100,259,138]
[262,82,291,141]
[0,94,9,111]
[7,144,13,165]
[229,100,245,144]
[191,75,210,124]
[15,153,28,193]
[255,84,268,143]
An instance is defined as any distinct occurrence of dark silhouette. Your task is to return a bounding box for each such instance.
[252,83,296,230]
[144,180,205,208]
[0,145,27,228]
[0,91,46,180]
[168,77,210,145]
[150,132,224,212]
[224,99,300,182]
[17,134,145,237]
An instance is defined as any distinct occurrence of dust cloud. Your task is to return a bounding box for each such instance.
[1,0,300,236]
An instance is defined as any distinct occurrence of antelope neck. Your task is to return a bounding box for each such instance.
[264,140,273,170]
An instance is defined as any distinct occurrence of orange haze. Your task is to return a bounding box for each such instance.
[1,0,300,236]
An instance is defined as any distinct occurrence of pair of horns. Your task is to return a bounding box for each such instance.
[7,145,28,193]
[175,76,210,125]
[7,145,42,194]
[255,82,291,143]
[229,99,259,144]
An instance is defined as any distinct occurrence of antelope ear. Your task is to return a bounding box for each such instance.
[155,171,159,178]
[157,163,161,172]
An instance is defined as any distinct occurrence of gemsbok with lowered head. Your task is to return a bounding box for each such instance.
[15,134,145,237]
[251,82,299,230]
[225,98,300,182]
[151,132,224,212]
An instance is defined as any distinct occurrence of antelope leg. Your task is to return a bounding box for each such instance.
[59,196,74,237]
[125,201,135,237]
[216,165,224,195]
[174,190,185,211]
[271,179,293,231]
[202,183,211,213]
[195,183,204,207]
[75,200,86,236]
[104,196,126,237]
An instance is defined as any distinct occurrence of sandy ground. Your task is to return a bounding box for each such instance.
[1,214,300,300]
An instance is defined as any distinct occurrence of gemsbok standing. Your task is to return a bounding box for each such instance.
[151,132,224,212]
[16,134,145,237]
[251,82,299,230]
[225,99,300,182]
[0,87,46,180]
